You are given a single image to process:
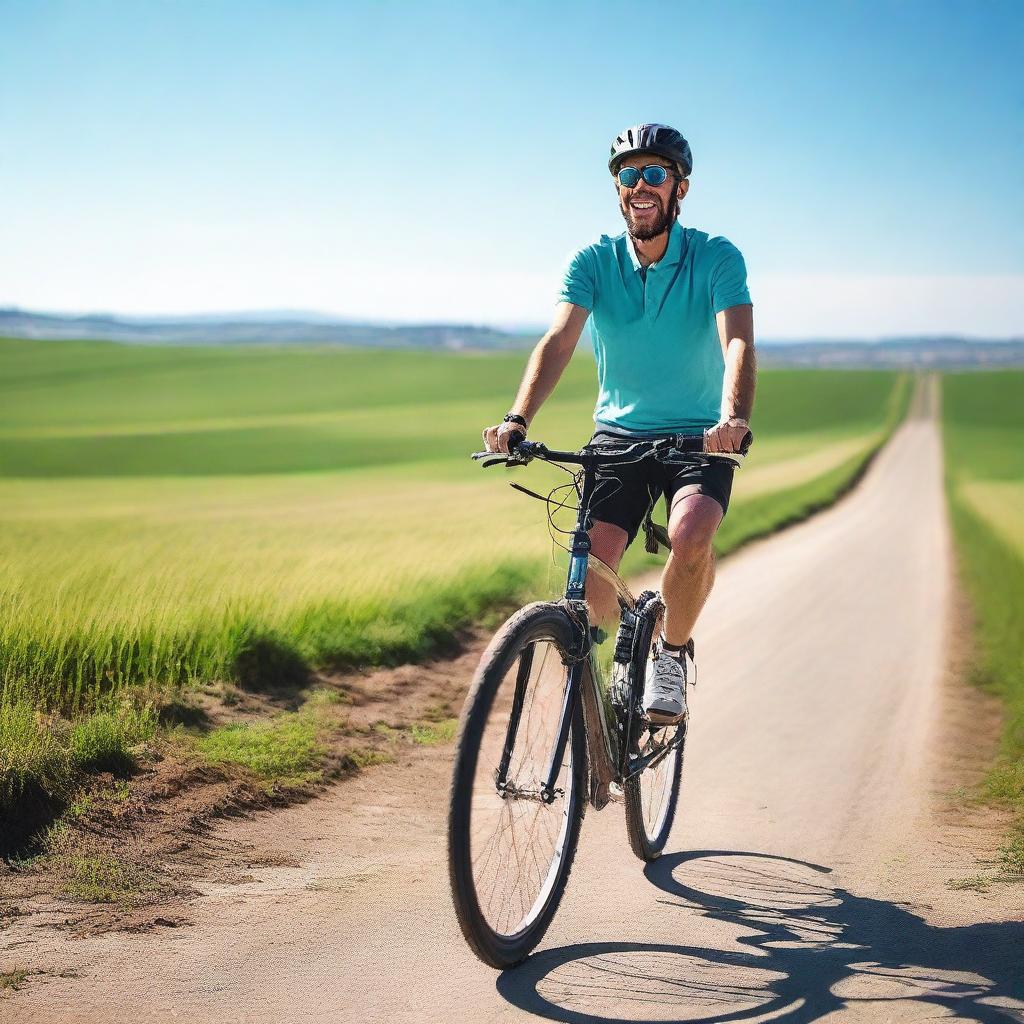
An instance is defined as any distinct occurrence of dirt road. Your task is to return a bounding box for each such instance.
[5,379,1024,1023]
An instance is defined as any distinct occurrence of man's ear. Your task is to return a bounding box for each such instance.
[677,177,690,201]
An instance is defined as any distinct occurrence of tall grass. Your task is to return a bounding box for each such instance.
[943,371,1024,867]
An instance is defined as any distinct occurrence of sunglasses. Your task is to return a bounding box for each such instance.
[616,164,676,188]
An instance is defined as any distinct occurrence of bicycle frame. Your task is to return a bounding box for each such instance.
[535,456,665,809]
[477,434,746,810]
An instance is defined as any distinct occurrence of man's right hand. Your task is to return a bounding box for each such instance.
[482,421,527,454]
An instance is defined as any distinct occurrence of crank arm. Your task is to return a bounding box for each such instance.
[622,724,687,782]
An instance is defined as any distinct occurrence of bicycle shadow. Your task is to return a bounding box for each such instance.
[496,849,1024,1024]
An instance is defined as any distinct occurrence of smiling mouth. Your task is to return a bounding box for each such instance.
[629,199,658,213]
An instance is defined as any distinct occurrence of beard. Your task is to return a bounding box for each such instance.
[621,189,679,241]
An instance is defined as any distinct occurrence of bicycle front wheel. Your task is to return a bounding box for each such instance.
[624,594,685,861]
[448,602,587,969]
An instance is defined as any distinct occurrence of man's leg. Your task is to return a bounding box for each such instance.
[586,520,629,633]
[661,492,724,646]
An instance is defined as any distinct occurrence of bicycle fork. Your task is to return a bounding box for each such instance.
[540,656,619,810]
[494,624,621,810]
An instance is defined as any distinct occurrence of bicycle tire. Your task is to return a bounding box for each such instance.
[623,594,685,861]
[448,602,587,968]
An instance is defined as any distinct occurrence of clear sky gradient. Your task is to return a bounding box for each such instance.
[1,0,1021,337]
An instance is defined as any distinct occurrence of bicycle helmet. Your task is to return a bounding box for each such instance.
[608,123,692,177]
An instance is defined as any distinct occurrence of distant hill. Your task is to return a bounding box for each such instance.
[0,308,530,350]
[1,308,1022,367]
[758,336,1024,369]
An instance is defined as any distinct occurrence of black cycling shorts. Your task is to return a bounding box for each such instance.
[588,429,735,545]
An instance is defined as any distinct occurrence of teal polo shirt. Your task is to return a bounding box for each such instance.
[558,221,751,432]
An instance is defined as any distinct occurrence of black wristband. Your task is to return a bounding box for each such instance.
[503,413,528,428]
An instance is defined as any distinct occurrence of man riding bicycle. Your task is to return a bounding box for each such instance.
[482,123,756,728]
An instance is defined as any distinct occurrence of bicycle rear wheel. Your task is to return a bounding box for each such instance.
[623,594,685,861]
[448,602,587,968]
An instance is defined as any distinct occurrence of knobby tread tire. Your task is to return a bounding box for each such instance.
[447,602,587,969]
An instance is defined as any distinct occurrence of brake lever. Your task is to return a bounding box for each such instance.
[470,452,530,468]
[471,428,532,468]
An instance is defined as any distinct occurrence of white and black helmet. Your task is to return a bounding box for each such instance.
[609,123,692,177]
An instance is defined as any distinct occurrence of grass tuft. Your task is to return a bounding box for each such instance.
[999,826,1024,875]
[56,853,148,905]
[984,761,1024,804]
[0,696,156,853]
[42,820,150,905]
[0,968,30,991]
[946,875,991,893]
[193,716,323,786]
[341,747,394,771]
[409,719,458,746]
[69,701,156,774]
[0,701,71,813]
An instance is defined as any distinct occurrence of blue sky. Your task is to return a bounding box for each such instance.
[1,0,1021,337]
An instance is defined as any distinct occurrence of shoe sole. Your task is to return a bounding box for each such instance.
[644,707,687,726]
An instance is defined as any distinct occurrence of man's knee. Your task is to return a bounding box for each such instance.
[668,495,722,567]
[668,530,715,570]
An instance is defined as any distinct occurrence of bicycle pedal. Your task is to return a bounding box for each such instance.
[644,708,687,727]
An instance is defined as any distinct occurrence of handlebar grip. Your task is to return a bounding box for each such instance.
[674,430,753,456]
[673,433,705,454]
[506,429,526,453]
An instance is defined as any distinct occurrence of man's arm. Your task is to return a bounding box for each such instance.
[706,303,756,453]
[483,302,590,453]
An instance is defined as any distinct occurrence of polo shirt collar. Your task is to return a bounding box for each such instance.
[626,220,684,272]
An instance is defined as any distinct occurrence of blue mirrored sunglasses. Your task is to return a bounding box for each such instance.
[617,164,673,188]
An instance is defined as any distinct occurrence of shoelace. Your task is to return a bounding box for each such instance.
[652,653,685,694]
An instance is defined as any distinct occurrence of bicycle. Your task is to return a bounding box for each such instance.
[447,431,749,968]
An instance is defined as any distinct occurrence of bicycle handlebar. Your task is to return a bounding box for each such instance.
[472,430,752,469]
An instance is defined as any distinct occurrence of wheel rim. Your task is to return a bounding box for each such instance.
[637,723,682,842]
[635,638,683,844]
[467,636,576,938]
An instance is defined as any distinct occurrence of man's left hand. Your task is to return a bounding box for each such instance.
[705,416,752,454]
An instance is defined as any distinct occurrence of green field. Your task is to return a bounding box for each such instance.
[943,371,1024,869]
[0,338,906,704]
[0,337,907,825]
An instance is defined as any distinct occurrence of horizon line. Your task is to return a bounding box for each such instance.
[1,306,1021,345]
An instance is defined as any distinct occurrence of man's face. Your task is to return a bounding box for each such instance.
[615,154,688,241]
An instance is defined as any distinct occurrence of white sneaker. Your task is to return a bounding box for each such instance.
[642,646,688,725]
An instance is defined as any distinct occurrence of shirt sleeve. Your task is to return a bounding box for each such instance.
[709,240,752,314]
[557,246,596,310]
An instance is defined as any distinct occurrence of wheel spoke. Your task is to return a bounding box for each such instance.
[466,635,576,938]
[625,624,685,861]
